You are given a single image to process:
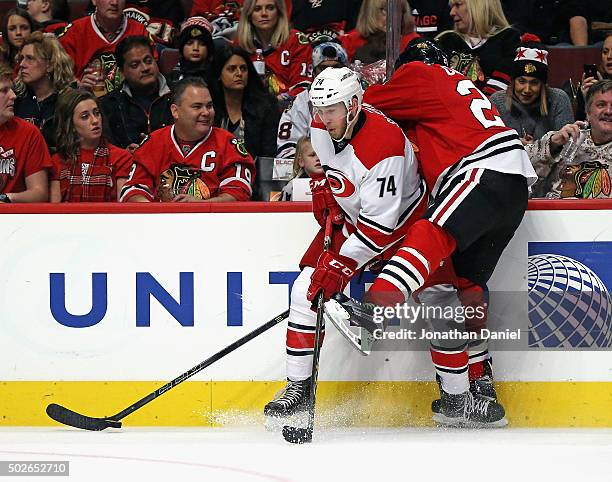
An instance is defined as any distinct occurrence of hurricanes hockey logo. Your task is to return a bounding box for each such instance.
[326,168,356,198]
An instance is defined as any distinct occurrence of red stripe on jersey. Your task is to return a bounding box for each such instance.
[431,169,479,224]
[356,220,401,250]
[286,328,325,349]
[430,349,468,369]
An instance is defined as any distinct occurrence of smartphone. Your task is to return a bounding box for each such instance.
[584,64,598,79]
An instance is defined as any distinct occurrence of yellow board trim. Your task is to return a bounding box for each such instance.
[1,381,611,427]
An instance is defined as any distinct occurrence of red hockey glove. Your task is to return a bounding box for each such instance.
[307,251,357,302]
[309,174,344,228]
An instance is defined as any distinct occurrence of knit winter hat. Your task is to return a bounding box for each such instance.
[312,41,348,69]
[512,33,549,82]
[178,16,214,59]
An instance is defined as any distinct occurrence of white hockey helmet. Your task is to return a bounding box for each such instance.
[309,66,363,112]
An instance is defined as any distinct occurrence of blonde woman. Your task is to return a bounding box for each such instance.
[436,0,520,96]
[340,0,417,62]
[14,31,75,153]
[236,0,312,100]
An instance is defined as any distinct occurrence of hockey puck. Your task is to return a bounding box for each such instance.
[282,425,312,444]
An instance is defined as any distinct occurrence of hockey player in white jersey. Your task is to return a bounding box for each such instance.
[275,42,349,160]
[264,67,427,419]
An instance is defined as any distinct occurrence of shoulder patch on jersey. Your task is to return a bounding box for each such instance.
[231,138,248,157]
[296,31,310,45]
[57,22,73,37]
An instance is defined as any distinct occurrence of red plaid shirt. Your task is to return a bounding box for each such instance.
[51,143,133,202]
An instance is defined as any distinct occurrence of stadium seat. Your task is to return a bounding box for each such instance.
[547,46,601,88]
[159,48,180,77]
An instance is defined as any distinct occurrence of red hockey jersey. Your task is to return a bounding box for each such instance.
[58,14,152,95]
[0,117,52,194]
[310,106,427,268]
[363,62,536,196]
[120,125,255,202]
[246,30,312,97]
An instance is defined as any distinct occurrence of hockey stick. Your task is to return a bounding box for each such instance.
[282,215,333,444]
[46,309,290,431]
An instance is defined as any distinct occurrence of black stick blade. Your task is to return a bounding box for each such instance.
[46,403,122,431]
[282,425,312,444]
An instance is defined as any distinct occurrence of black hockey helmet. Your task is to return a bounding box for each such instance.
[394,37,450,70]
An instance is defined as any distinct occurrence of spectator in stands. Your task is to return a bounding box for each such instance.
[120,77,255,202]
[236,0,312,100]
[410,0,454,38]
[490,36,574,144]
[0,63,51,203]
[209,44,279,159]
[27,0,69,34]
[279,135,323,200]
[86,0,186,45]
[51,88,132,202]
[525,80,612,198]
[436,0,520,96]
[100,35,173,153]
[502,0,588,46]
[191,0,291,23]
[1,8,34,72]
[167,16,215,89]
[13,32,75,154]
[340,0,417,63]
[576,33,612,121]
[290,0,363,37]
[276,41,348,160]
[58,0,152,97]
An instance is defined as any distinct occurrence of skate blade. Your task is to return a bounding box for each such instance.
[432,413,509,429]
[264,410,309,432]
[324,301,372,356]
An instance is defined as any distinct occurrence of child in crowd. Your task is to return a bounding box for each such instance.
[167,16,215,88]
[280,136,323,200]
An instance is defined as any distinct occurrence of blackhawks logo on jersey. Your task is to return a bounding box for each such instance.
[559,161,612,199]
[231,138,248,157]
[157,164,211,202]
[450,52,485,84]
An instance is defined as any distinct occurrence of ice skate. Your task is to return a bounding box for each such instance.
[264,378,310,418]
[432,389,507,428]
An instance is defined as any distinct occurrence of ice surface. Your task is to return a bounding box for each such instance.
[1,427,611,482]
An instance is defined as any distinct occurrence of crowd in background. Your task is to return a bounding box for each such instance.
[0,0,611,203]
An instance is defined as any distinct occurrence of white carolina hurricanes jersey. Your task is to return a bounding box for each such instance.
[311,105,427,268]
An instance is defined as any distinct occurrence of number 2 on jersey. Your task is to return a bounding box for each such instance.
[456,79,504,129]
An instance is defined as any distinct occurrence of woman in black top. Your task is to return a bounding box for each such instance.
[208,44,280,160]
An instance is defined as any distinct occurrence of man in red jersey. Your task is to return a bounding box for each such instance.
[59,0,153,96]
[120,77,255,202]
[0,64,51,203]
[324,38,537,427]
